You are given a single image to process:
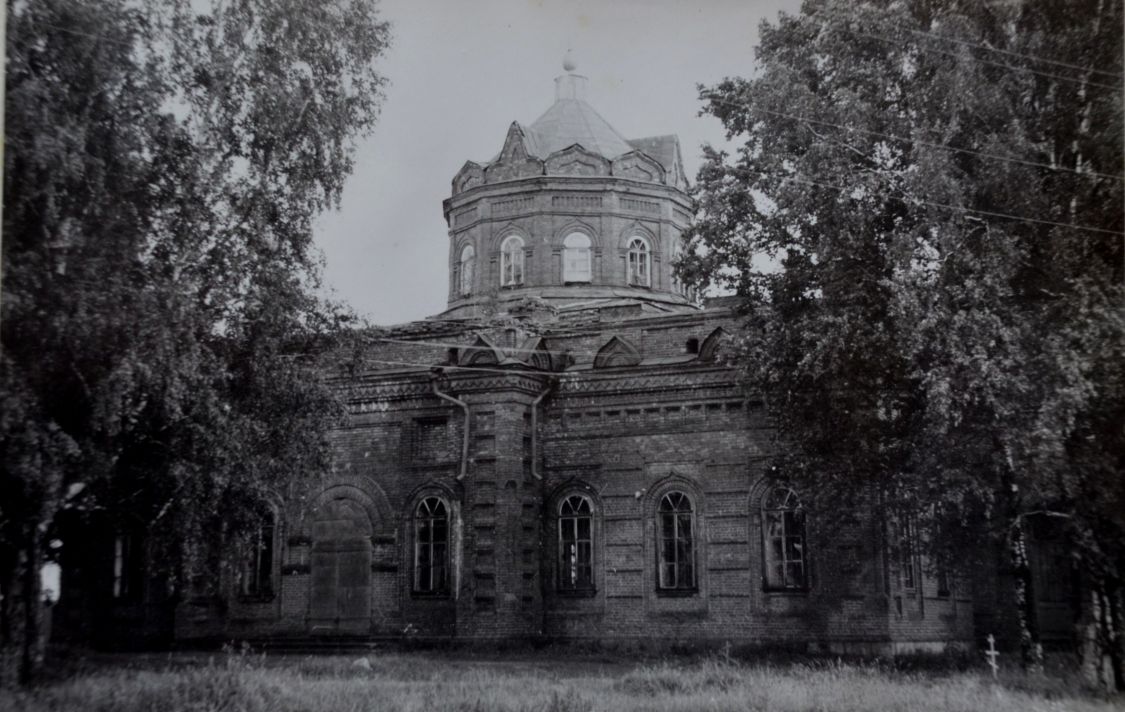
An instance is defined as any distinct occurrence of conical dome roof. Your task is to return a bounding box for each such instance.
[523,92,634,159]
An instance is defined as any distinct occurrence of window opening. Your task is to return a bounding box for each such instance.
[414,497,449,594]
[627,237,651,286]
[558,495,594,591]
[762,487,807,590]
[563,232,592,282]
[241,514,275,598]
[459,244,476,295]
[501,235,525,286]
[657,491,695,590]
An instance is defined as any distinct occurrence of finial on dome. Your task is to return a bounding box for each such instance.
[555,50,586,100]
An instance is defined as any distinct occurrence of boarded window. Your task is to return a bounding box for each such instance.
[414,417,449,461]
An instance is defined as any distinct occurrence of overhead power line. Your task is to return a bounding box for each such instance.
[708,93,1120,181]
[829,22,1122,93]
[899,26,1123,81]
[360,358,572,379]
[371,335,709,362]
[701,93,1124,183]
[750,169,1124,237]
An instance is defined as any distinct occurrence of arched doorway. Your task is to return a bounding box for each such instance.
[309,498,372,634]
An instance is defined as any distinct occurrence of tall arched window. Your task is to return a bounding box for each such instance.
[627,236,651,287]
[240,511,275,598]
[414,497,449,594]
[459,244,475,296]
[563,232,592,283]
[657,491,695,591]
[500,235,525,287]
[112,529,145,601]
[558,495,594,591]
[762,487,807,591]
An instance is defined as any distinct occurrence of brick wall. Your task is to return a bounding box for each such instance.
[171,309,972,652]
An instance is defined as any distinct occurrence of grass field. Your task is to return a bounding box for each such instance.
[2,649,1120,712]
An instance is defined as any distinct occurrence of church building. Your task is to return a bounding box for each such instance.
[65,63,985,654]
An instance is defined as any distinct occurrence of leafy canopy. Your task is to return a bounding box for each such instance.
[684,0,1123,581]
[1,0,391,602]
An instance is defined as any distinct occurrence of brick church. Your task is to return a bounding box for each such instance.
[62,63,1073,654]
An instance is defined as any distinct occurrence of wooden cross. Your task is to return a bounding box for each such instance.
[985,634,1000,678]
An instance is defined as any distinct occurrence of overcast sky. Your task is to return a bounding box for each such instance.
[314,0,802,325]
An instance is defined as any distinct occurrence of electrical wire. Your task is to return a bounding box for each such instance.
[898,25,1123,80]
[371,335,632,361]
[700,93,1123,183]
[826,22,1121,93]
[358,358,575,379]
[746,169,1123,236]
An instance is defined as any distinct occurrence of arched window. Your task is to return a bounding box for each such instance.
[762,487,807,590]
[112,529,145,601]
[657,491,695,591]
[563,232,592,283]
[414,497,449,594]
[627,236,651,287]
[459,244,475,296]
[240,511,275,598]
[893,517,916,591]
[558,495,594,591]
[500,235,525,287]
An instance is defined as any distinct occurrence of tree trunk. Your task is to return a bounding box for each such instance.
[1078,578,1125,692]
[21,529,45,686]
[0,529,45,689]
[0,543,20,688]
[1099,581,1124,692]
[1010,521,1044,673]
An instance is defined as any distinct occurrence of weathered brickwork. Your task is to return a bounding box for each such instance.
[165,304,973,652]
[67,65,983,654]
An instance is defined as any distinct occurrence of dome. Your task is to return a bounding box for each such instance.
[522,88,635,159]
[441,67,695,319]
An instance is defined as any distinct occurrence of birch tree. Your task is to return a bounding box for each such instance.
[1,0,390,685]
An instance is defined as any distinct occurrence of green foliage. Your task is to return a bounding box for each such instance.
[1,0,390,684]
[684,0,1124,678]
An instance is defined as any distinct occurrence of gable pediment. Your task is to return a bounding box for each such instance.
[460,335,504,367]
[699,327,729,363]
[517,336,554,371]
[545,144,611,177]
[593,336,641,369]
[500,122,530,162]
[484,123,545,184]
[612,151,666,184]
[453,161,485,195]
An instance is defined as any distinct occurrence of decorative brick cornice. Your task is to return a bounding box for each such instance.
[344,371,554,412]
[341,364,740,412]
[556,367,738,397]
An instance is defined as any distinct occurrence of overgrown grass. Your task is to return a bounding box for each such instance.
[2,649,1119,712]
